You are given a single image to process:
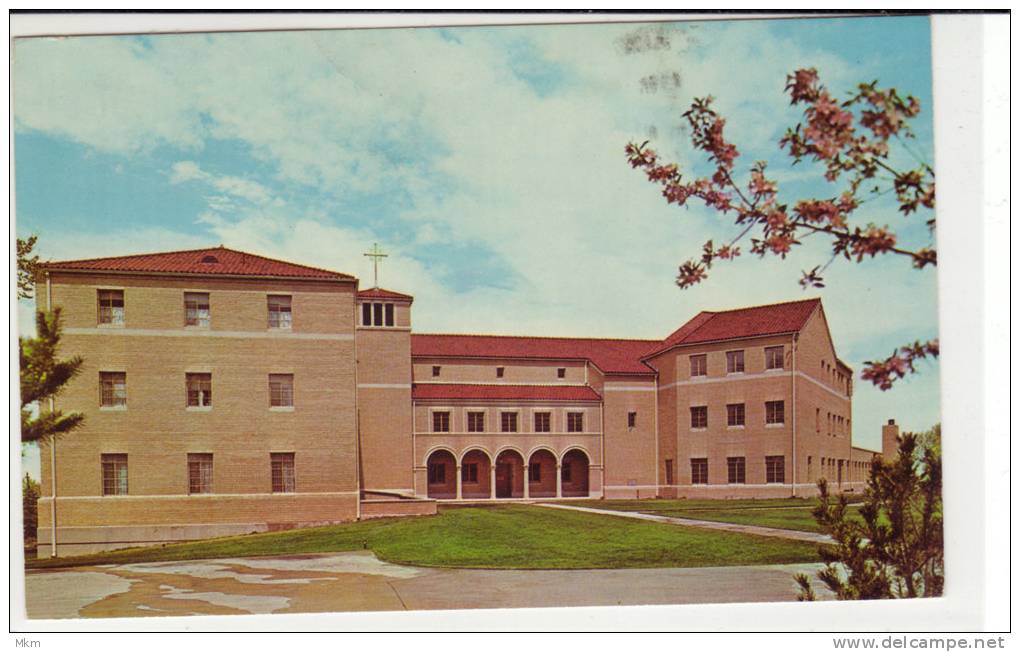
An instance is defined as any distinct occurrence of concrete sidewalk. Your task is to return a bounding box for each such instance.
[537,503,834,544]
[24,551,832,619]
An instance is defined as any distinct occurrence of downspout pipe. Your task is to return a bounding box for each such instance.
[46,272,57,557]
[791,333,798,498]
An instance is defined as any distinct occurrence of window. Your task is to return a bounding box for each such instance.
[689,354,707,377]
[101,453,128,496]
[100,372,127,407]
[765,456,785,483]
[269,374,294,407]
[188,453,213,494]
[467,411,485,433]
[529,462,541,482]
[665,459,674,485]
[428,462,446,484]
[816,408,821,433]
[557,367,566,379]
[689,405,708,429]
[373,302,383,326]
[363,302,395,327]
[561,463,572,483]
[362,302,371,326]
[501,411,518,433]
[627,411,637,428]
[384,303,394,327]
[432,365,441,377]
[496,367,504,378]
[462,463,478,483]
[267,295,292,329]
[727,457,746,484]
[690,458,708,484]
[726,350,745,374]
[184,292,210,327]
[566,412,584,433]
[432,411,450,432]
[97,289,125,325]
[534,412,551,433]
[765,400,785,425]
[765,346,784,370]
[270,453,295,493]
[726,403,745,427]
[186,373,212,408]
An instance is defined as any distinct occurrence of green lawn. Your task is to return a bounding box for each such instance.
[565,498,864,534]
[26,504,821,571]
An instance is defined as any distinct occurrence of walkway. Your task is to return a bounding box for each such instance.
[24,551,832,619]
[537,503,834,544]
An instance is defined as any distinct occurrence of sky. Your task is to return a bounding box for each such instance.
[13,15,940,476]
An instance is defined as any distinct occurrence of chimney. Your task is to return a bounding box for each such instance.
[881,418,900,461]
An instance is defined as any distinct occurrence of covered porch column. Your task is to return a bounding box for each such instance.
[556,463,563,498]
[456,464,463,500]
[489,464,496,500]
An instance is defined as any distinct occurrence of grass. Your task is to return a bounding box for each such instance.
[26,504,821,571]
[564,498,865,534]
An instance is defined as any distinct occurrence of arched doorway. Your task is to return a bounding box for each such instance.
[494,449,524,498]
[426,449,457,499]
[528,449,557,498]
[460,449,492,499]
[561,449,590,497]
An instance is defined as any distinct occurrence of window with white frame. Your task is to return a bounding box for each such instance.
[361,302,395,327]
[534,411,551,433]
[101,453,128,495]
[100,372,127,407]
[467,411,485,433]
[690,405,708,429]
[188,453,213,494]
[726,403,745,427]
[186,373,212,408]
[269,374,294,407]
[184,292,210,327]
[501,411,518,433]
[689,354,707,377]
[727,457,746,484]
[765,455,785,483]
[566,412,584,433]
[271,452,295,493]
[765,400,785,425]
[726,350,745,374]
[690,458,708,484]
[765,345,784,370]
[267,295,292,329]
[97,289,125,325]
[432,411,450,432]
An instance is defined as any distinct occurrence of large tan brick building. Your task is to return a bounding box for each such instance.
[34,246,889,556]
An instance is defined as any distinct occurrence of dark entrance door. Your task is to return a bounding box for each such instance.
[495,463,513,498]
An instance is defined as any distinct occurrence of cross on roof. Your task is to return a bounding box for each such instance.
[363,242,388,288]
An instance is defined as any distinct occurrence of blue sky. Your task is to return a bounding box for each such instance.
[14,16,939,475]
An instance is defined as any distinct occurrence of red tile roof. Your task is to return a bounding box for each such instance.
[358,287,414,301]
[42,246,354,281]
[412,383,602,402]
[646,298,820,357]
[411,334,660,375]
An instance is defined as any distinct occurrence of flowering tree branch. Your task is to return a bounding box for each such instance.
[626,68,938,390]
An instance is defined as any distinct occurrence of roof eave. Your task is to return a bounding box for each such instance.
[641,330,802,360]
[41,266,357,284]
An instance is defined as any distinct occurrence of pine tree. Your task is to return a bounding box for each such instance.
[796,432,943,600]
[20,308,85,443]
[22,474,40,544]
[17,235,40,300]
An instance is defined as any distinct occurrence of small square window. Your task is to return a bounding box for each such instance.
[432,365,441,377]
[432,411,450,432]
[186,373,212,407]
[269,374,294,407]
[726,403,745,427]
[100,372,127,407]
[184,292,210,328]
[690,405,708,429]
[726,350,745,374]
[501,411,518,433]
[627,411,637,428]
[271,452,295,493]
[534,412,551,433]
[566,412,584,433]
[496,367,504,378]
[689,354,707,377]
[557,367,566,379]
[101,453,128,495]
[267,295,292,329]
[97,289,125,325]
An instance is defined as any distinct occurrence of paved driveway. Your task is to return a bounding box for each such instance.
[25,551,832,619]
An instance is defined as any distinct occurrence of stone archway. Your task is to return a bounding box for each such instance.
[494,449,525,499]
[460,449,492,499]
[528,449,557,498]
[426,449,457,499]
[561,449,590,497]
